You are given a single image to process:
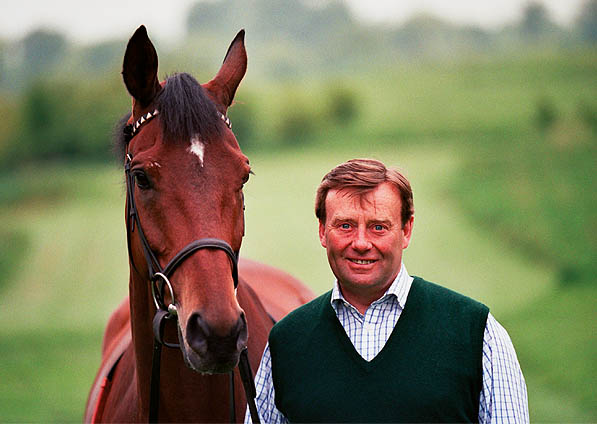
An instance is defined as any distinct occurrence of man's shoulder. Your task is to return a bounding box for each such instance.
[270,290,331,338]
[411,276,489,314]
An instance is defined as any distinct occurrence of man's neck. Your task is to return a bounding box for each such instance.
[338,280,394,315]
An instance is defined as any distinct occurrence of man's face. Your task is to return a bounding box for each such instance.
[319,182,413,300]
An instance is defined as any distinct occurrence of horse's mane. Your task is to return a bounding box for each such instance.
[114,72,223,160]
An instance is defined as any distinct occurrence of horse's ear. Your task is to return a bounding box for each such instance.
[122,25,161,108]
[203,29,247,113]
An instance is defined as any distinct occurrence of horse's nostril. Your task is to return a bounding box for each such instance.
[186,313,210,355]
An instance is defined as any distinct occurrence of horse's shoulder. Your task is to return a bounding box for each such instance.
[101,297,130,354]
[84,297,132,422]
[238,257,315,322]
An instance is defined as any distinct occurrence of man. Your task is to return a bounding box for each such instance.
[246,158,528,423]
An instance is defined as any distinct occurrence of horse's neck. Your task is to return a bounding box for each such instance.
[128,273,157,412]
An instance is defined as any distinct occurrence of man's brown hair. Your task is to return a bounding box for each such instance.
[315,158,414,227]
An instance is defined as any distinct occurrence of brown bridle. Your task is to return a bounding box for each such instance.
[123,111,260,423]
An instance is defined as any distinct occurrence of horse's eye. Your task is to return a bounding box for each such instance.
[133,171,151,190]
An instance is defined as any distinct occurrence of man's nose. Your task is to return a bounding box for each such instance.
[352,226,372,251]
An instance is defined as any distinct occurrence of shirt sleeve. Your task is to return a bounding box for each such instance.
[478,313,529,424]
[244,343,288,424]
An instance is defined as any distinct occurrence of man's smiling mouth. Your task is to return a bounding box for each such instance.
[349,259,376,265]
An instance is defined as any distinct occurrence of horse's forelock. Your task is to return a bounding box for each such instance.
[113,72,224,163]
[157,73,223,143]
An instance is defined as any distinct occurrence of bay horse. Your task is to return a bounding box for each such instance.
[84,26,314,422]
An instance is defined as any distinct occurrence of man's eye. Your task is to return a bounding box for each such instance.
[374,225,384,231]
[341,223,351,229]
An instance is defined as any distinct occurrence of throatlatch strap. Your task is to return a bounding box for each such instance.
[149,338,163,423]
[229,371,236,423]
[239,348,260,424]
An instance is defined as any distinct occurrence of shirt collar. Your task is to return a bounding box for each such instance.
[331,263,413,311]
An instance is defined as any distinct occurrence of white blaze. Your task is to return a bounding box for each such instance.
[189,136,205,166]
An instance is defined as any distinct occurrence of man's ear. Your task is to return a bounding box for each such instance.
[402,215,414,249]
[319,220,327,248]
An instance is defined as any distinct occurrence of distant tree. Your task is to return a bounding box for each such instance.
[0,42,5,86]
[327,85,358,124]
[299,0,354,45]
[186,0,232,34]
[3,79,120,166]
[576,0,597,43]
[393,14,457,57]
[249,0,326,44]
[81,41,123,74]
[18,81,74,160]
[520,1,555,40]
[227,91,257,150]
[577,100,597,132]
[21,29,68,81]
[535,96,558,132]
[185,0,354,46]
[23,82,53,134]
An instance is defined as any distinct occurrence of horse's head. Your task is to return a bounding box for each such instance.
[119,26,251,374]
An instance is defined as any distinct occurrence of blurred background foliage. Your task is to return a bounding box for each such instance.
[0,0,596,421]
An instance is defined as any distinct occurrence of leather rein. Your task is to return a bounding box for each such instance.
[123,110,260,423]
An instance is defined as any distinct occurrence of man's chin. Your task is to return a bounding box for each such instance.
[338,275,381,290]
[345,265,380,279]
[337,272,396,293]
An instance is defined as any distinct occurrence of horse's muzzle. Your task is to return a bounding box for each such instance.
[183,311,248,374]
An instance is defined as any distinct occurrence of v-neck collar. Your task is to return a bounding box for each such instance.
[322,278,422,372]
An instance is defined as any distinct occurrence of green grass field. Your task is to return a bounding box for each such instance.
[1,50,595,421]
[1,147,594,421]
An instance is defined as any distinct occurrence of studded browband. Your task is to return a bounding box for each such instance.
[123,109,232,144]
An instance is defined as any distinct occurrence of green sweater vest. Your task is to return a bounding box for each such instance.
[269,277,489,423]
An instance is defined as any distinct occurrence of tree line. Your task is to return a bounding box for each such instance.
[0,0,595,167]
